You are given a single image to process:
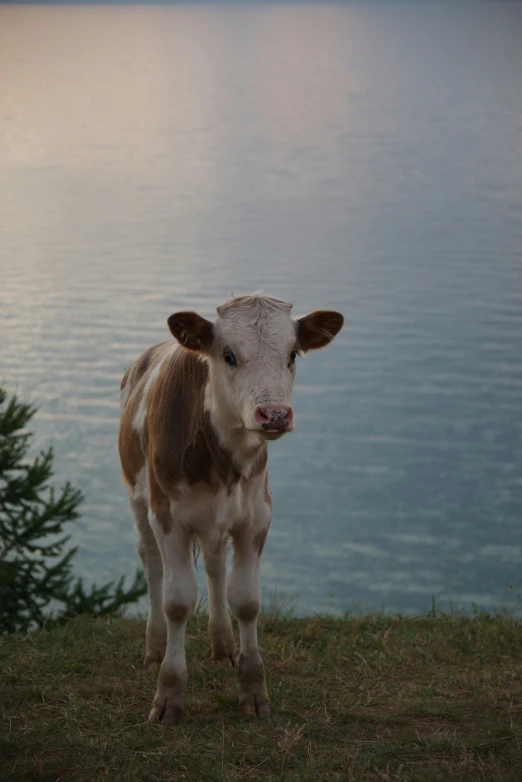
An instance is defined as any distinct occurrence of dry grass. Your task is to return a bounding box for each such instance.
[1,612,522,780]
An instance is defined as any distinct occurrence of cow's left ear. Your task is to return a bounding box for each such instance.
[167,311,214,352]
[296,310,344,352]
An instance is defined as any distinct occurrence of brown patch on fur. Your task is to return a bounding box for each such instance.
[120,342,171,400]
[297,310,344,352]
[120,366,131,392]
[133,344,158,382]
[164,601,191,623]
[183,412,242,491]
[118,387,145,489]
[118,342,172,490]
[119,343,172,487]
[147,349,246,498]
[235,600,260,623]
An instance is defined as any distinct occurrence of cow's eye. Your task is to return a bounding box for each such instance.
[289,349,298,366]
[223,350,237,367]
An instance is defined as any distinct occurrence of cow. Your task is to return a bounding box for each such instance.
[118,294,343,725]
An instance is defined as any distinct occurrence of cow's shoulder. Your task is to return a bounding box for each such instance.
[147,349,209,492]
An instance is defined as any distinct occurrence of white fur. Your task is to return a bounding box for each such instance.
[203,297,298,474]
[133,465,148,502]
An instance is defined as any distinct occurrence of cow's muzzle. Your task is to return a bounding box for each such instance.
[253,405,294,434]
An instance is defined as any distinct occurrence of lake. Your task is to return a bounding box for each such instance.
[1,0,521,616]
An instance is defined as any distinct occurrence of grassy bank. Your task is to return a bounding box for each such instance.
[1,613,522,781]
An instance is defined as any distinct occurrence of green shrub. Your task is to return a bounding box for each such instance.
[0,387,146,633]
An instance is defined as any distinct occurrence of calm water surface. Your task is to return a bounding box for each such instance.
[1,1,522,615]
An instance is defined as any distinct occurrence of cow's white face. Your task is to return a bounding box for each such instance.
[168,295,343,443]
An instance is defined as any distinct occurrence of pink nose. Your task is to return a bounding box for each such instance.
[255,405,294,431]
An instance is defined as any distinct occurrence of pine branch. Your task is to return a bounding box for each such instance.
[0,387,147,634]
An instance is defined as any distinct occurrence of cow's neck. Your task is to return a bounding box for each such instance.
[204,386,267,480]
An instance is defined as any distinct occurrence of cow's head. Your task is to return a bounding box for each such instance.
[168,295,343,442]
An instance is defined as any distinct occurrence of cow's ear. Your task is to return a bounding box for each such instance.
[167,311,214,352]
[296,310,344,352]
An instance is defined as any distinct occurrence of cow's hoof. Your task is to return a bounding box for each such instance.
[240,695,271,719]
[144,648,165,666]
[148,697,183,726]
[212,650,239,669]
[256,698,271,718]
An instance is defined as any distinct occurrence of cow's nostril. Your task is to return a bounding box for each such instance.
[255,406,294,430]
[255,407,273,426]
[278,407,293,424]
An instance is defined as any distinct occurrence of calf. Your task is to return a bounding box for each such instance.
[118,294,343,724]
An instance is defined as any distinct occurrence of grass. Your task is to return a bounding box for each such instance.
[1,612,522,781]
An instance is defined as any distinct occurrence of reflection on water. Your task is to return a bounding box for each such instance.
[1,1,522,615]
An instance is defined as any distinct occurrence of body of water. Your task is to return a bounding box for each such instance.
[1,1,522,615]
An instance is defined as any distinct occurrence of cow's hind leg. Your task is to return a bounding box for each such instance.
[132,497,167,665]
[202,539,237,665]
[228,530,270,718]
[148,515,197,726]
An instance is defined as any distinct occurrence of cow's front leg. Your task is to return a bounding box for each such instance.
[148,515,197,726]
[227,527,270,718]
[203,539,238,665]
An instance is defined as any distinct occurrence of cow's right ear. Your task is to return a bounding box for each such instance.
[167,312,214,353]
[296,310,344,352]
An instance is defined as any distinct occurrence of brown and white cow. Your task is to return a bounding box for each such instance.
[118,294,343,725]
